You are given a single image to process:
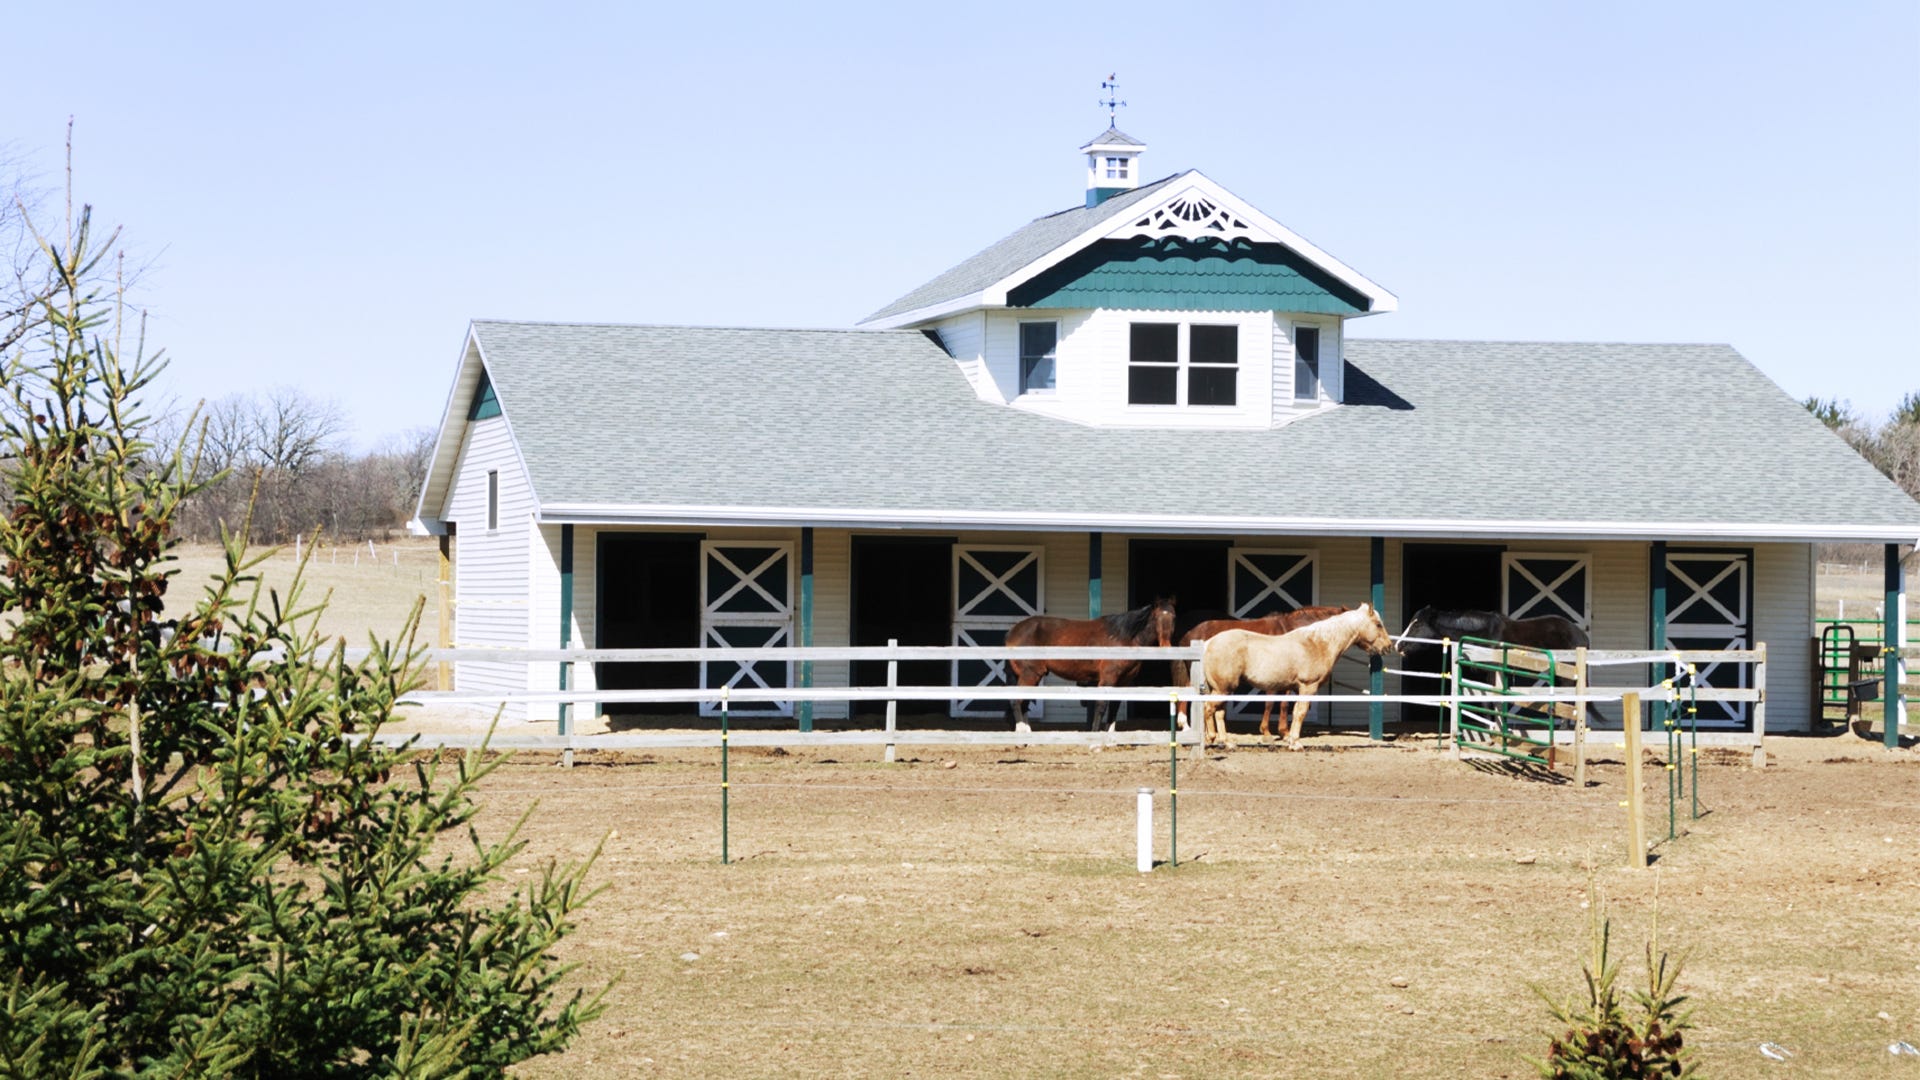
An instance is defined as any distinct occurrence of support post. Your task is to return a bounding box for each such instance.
[436,533,452,691]
[1649,541,1668,738]
[884,638,898,764]
[558,524,573,756]
[1088,532,1103,618]
[1445,639,1461,758]
[1574,646,1588,788]
[799,527,815,733]
[1886,543,1905,750]
[1623,691,1646,868]
[720,686,730,865]
[1753,640,1768,768]
[1369,536,1385,741]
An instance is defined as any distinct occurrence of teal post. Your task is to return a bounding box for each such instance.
[799,528,814,733]
[1369,536,1385,741]
[1088,533,1103,617]
[1648,541,1667,738]
[558,524,573,736]
[1886,543,1904,750]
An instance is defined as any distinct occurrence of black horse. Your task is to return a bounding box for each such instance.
[1397,606,1588,654]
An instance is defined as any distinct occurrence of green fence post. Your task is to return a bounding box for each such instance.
[1887,543,1905,751]
[799,527,814,733]
[558,524,573,741]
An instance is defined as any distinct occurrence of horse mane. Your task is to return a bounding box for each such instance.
[1100,603,1161,643]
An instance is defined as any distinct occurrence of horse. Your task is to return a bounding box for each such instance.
[1192,603,1398,749]
[1005,598,1177,732]
[1172,605,1350,728]
[1397,607,1589,653]
[1398,606,1595,726]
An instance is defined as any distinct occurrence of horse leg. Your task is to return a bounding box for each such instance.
[1010,664,1041,733]
[1259,697,1277,742]
[1284,680,1320,749]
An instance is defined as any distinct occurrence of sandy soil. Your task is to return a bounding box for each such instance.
[439,731,1920,1079]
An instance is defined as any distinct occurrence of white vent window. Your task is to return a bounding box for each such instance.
[1104,157,1129,180]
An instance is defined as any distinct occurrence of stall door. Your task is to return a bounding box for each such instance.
[1503,553,1591,629]
[1227,550,1318,719]
[1664,549,1753,728]
[952,546,1044,718]
[699,541,794,717]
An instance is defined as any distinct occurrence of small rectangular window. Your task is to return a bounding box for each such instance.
[1293,325,1321,401]
[487,470,499,531]
[1128,323,1179,405]
[1018,322,1057,394]
[1105,157,1128,180]
[1188,324,1238,407]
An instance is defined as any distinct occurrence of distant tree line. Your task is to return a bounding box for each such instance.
[1805,391,1920,568]
[152,389,434,545]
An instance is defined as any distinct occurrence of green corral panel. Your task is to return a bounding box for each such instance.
[1008,237,1370,315]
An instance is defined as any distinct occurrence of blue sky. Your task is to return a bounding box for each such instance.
[8,1,1917,446]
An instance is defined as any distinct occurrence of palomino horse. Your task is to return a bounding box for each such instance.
[1397,607,1588,653]
[1192,603,1397,749]
[1173,605,1349,729]
[1005,598,1177,732]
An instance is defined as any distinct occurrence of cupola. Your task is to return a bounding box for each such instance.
[1080,127,1145,208]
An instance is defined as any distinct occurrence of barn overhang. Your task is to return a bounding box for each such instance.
[535,502,1920,546]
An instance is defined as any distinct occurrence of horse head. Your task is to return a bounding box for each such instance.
[1150,596,1177,647]
[1398,605,1440,654]
[1355,603,1399,656]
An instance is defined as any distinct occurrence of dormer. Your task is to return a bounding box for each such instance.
[860,130,1396,431]
[1081,127,1145,207]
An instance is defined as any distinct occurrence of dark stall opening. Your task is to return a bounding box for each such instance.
[1400,544,1504,728]
[596,533,701,716]
[851,537,954,719]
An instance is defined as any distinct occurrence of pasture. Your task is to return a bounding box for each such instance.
[482,736,1918,1078]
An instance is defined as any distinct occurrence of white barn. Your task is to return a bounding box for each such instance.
[412,128,1920,736]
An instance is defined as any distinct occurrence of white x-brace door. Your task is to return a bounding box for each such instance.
[1503,553,1592,630]
[1665,550,1752,728]
[699,541,794,717]
[1228,550,1318,718]
[952,545,1044,718]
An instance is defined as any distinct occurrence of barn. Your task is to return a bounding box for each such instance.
[410,127,1919,736]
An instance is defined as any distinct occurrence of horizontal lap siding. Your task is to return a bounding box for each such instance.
[812,529,852,720]
[446,415,533,721]
[933,312,992,401]
[1755,544,1811,733]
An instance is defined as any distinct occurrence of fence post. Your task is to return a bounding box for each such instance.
[1753,640,1768,768]
[1623,691,1646,868]
[1574,646,1588,788]
[884,638,898,764]
[1168,691,1179,868]
[721,685,731,865]
[436,534,452,692]
[1136,787,1153,873]
[1445,639,1461,758]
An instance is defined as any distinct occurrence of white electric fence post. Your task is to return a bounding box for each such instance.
[1135,787,1153,873]
[884,638,898,764]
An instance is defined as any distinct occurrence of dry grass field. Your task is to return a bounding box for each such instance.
[156,537,439,649]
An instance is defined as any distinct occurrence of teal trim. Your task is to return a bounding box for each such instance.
[799,528,814,733]
[1369,537,1385,741]
[558,524,574,736]
[1009,237,1370,315]
[468,370,501,420]
[1088,532,1103,618]
[1087,186,1128,208]
[1886,544,1904,750]
[1648,541,1667,735]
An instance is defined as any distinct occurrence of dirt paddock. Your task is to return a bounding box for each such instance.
[457,729,1920,1078]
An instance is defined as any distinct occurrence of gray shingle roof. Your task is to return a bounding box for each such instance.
[859,174,1184,325]
[1081,127,1144,148]
[468,322,1920,539]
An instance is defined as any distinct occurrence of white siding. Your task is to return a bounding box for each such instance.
[525,524,565,723]
[443,414,534,720]
[1270,317,1344,425]
[1754,543,1812,734]
[811,528,852,720]
[994,308,1274,428]
[932,312,994,402]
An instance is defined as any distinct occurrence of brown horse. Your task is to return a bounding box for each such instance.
[1005,598,1177,732]
[1173,605,1350,728]
[1193,604,1397,749]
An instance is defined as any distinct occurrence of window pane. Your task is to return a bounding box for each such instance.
[1129,365,1178,405]
[1019,322,1057,392]
[1294,326,1320,400]
[1130,323,1177,365]
[1191,325,1238,367]
[1190,366,1237,407]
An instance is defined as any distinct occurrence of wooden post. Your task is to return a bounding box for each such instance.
[798,527,814,733]
[1886,543,1905,751]
[436,534,453,691]
[884,638,898,764]
[1088,533,1103,618]
[1574,646,1588,788]
[1753,640,1768,767]
[1623,691,1646,868]
[1445,639,1461,759]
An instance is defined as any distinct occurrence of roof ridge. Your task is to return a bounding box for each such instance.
[1349,337,1736,348]
[472,319,927,335]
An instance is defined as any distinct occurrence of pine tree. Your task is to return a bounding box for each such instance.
[0,176,604,1075]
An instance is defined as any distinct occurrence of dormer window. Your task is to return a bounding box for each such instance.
[1128,322,1238,407]
[1104,157,1130,180]
[1019,321,1057,394]
[1293,325,1321,402]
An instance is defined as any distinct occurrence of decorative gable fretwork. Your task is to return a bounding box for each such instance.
[1114,192,1262,243]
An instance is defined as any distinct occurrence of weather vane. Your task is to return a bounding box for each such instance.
[1099,74,1126,127]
